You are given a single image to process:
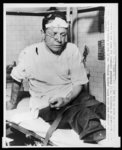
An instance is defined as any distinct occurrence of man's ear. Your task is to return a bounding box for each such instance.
[40,29,45,41]
[65,34,68,42]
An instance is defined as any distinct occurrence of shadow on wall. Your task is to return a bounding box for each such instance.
[72,10,104,42]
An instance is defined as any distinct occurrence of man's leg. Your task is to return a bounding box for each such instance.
[39,102,106,143]
[89,103,106,120]
[39,106,71,129]
[71,92,106,120]
[39,92,106,143]
[65,105,106,143]
[62,92,106,143]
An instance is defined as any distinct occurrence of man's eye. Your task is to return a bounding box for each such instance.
[61,34,66,37]
[60,34,67,38]
[50,32,56,37]
[47,33,55,37]
[54,32,57,36]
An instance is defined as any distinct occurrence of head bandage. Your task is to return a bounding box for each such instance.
[45,17,69,28]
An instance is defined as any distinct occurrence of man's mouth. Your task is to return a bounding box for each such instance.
[54,45,62,47]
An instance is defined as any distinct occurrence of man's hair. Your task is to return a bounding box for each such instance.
[42,11,67,32]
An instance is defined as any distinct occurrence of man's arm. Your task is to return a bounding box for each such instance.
[66,84,83,102]
[6,79,22,110]
[49,85,83,109]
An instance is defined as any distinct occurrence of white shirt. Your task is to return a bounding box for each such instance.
[11,42,88,111]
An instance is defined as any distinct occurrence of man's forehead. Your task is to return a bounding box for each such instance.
[46,27,68,33]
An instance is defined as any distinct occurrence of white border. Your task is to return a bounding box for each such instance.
[3,3,120,148]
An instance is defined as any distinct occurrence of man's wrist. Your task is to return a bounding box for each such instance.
[9,98,18,105]
[6,100,17,110]
[64,91,73,104]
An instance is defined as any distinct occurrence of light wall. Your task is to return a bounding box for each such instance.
[6,15,43,65]
[77,10,105,103]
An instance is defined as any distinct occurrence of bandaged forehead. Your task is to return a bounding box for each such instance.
[46,17,69,28]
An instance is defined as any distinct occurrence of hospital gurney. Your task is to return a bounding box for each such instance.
[5,96,106,147]
[6,120,55,146]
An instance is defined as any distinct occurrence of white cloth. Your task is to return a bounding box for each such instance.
[45,17,69,28]
[11,42,88,113]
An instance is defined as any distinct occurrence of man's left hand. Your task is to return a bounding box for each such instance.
[49,97,66,109]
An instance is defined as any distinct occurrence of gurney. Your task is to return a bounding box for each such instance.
[5,97,107,147]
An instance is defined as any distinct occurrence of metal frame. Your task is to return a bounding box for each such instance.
[6,121,56,146]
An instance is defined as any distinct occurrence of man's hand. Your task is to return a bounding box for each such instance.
[6,100,17,110]
[6,79,22,110]
[49,97,66,109]
[48,85,83,110]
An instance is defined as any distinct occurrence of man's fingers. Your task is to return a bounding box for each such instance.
[49,97,64,109]
[50,104,55,108]
[54,103,60,108]
[56,107,60,110]
[50,100,60,108]
[55,100,64,108]
[49,98,58,108]
[49,97,57,103]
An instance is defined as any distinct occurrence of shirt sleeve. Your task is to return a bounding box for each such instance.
[70,45,89,86]
[11,48,32,82]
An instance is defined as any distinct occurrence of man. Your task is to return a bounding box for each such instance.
[6,11,106,144]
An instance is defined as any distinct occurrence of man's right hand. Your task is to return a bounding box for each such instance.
[6,79,22,110]
[6,100,17,110]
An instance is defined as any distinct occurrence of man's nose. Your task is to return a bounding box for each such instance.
[55,34,62,42]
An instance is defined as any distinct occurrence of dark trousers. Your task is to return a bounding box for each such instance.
[39,92,106,139]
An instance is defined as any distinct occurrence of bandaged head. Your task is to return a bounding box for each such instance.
[45,17,69,28]
[42,11,69,32]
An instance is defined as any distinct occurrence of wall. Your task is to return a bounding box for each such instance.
[76,10,105,103]
[6,15,43,65]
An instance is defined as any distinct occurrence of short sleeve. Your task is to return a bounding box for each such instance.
[70,45,89,86]
[11,49,32,82]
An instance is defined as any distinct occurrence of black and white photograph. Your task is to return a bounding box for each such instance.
[3,3,119,147]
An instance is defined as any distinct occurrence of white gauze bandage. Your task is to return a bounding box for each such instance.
[45,17,69,28]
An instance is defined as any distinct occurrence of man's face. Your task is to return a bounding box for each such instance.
[44,27,68,54]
